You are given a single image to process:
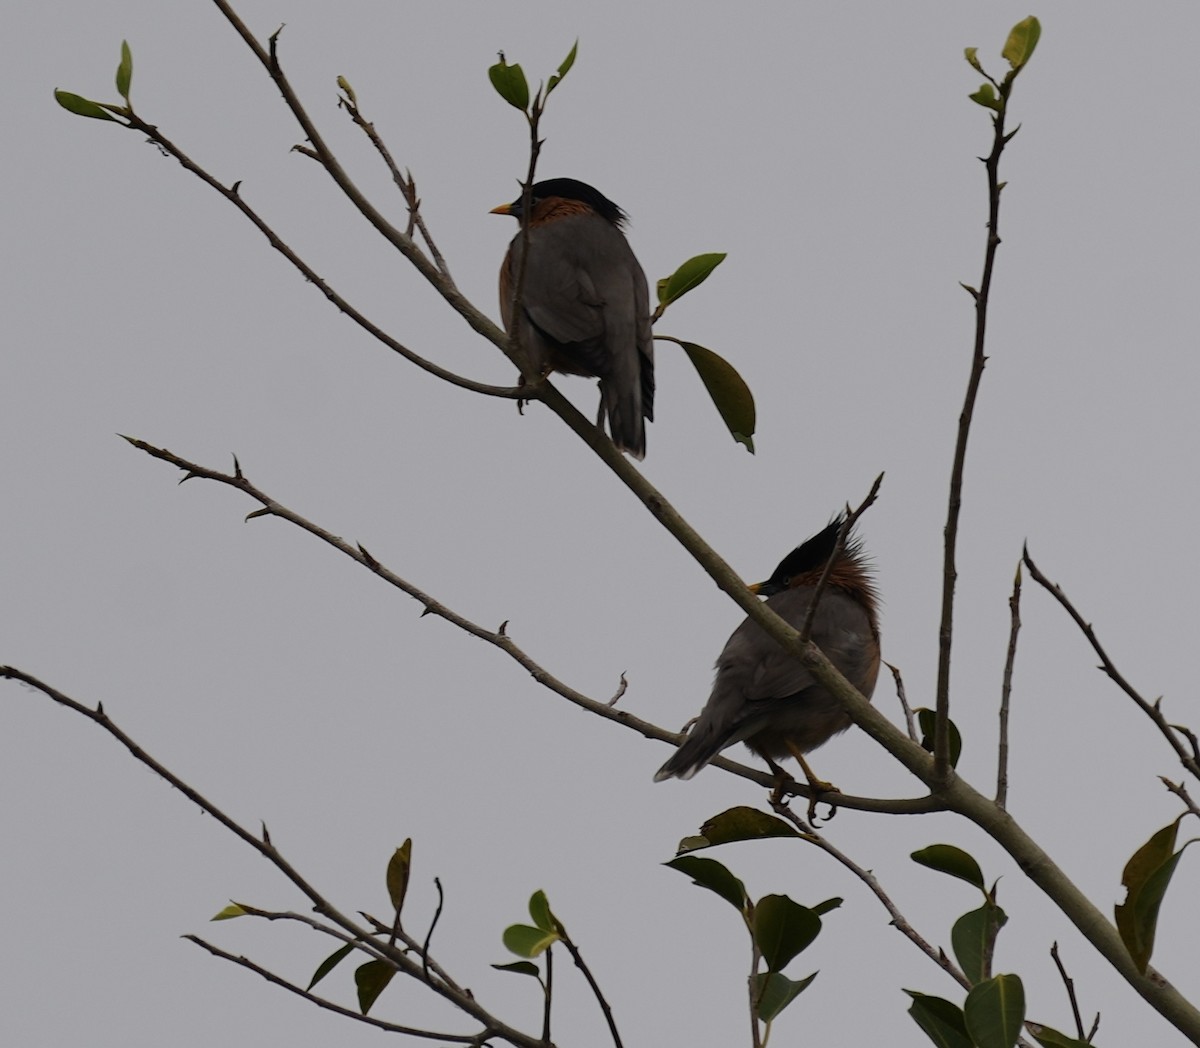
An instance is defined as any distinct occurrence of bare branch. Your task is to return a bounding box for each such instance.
[558,929,624,1048]
[184,935,482,1042]
[770,797,972,992]
[936,80,1018,781]
[886,662,920,743]
[1050,941,1089,1042]
[798,473,884,644]
[1023,547,1200,782]
[116,436,940,816]
[996,560,1023,808]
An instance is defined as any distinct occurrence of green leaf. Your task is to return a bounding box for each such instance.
[54,89,117,121]
[307,943,354,991]
[811,897,843,916]
[969,83,1002,111]
[911,844,985,892]
[488,55,529,112]
[1027,1023,1093,1048]
[963,47,985,75]
[905,991,972,1048]
[528,889,558,933]
[951,901,1008,985]
[492,960,541,977]
[386,838,412,915]
[664,855,749,913]
[676,340,756,453]
[354,959,395,1015]
[753,894,822,972]
[916,708,963,768]
[115,40,133,101]
[964,973,1025,1048]
[752,971,817,1023]
[502,923,560,958]
[676,806,801,853]
[658,252,726,307]
[1002,16,1041,71]
[546,39,578,96]
[1115,816,1192,973]
[210,903,248,921]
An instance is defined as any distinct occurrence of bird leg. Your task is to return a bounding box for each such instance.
[785,742,841,822]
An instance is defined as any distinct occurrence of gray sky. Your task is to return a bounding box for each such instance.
[5,2,1199,1045]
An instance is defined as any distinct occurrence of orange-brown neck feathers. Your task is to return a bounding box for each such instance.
[528,196,597,226]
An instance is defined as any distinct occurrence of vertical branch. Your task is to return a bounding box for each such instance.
[935,83,1014,781]
[541,945,553,1044]
[996,561,1022,808]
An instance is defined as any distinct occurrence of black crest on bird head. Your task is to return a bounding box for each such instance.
[757,516,854,595]
[503,178,628,228]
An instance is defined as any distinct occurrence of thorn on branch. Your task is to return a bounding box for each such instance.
[607,673,628,707]
[261,821,272,846]
[245,508,271,522]
[498,620,508,636]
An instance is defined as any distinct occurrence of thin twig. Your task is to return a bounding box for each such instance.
[559,932,624,1048]
[0,667,548,1048]
[119,112,519,400]
[798,473,884,644]
[117,436,941,816]
[541,945,553,1045]
[1023,547,1200,782]
[770,798,973,992]
[423,877,445,985]
[1050,941,1088,1041]
[1160,778,1200,820]
[936,76,1016,781]
[184,935,481,1041]
[996,561,1023,809]
[887,662,920,742]
[336,87,452,280]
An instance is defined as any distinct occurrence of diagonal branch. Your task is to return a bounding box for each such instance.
[115,435,940,816]
[184,935,486,1042]
[1023,547,1200,782]
[120,110,519,400]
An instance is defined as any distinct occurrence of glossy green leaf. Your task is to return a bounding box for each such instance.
[905,991,972,1048]
[916,708,963,768]
[1115,816,1191,973]
[951,901,1008,985]
[528,889,558,933]
[658,252,726,306]
[969,83,1002,111]
[210,902,248,921]
[54,89,117,121]
[546,39,578,96]
[676,340,756,453]
[1002,16,1041,71]
[963,47,985,75]
[355,959,395,1015]
[675,806,800,852]
[1027,1023,1092,1048]
[492,960,541,977]
[964,973,1025,1048]
[386,838,412,915]
[502,923,559,958]
[753,894,822,972]
[911,844,985,891]
[115,40,132,100]
[664,855,749,913]
[307,943,354,991]
[752,970,817,1023]
[488,56,529,112]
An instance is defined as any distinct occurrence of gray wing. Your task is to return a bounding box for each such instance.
[654,587,875,780]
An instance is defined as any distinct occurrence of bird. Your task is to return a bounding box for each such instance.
[491,178,654,459]
[654,517,880,791]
